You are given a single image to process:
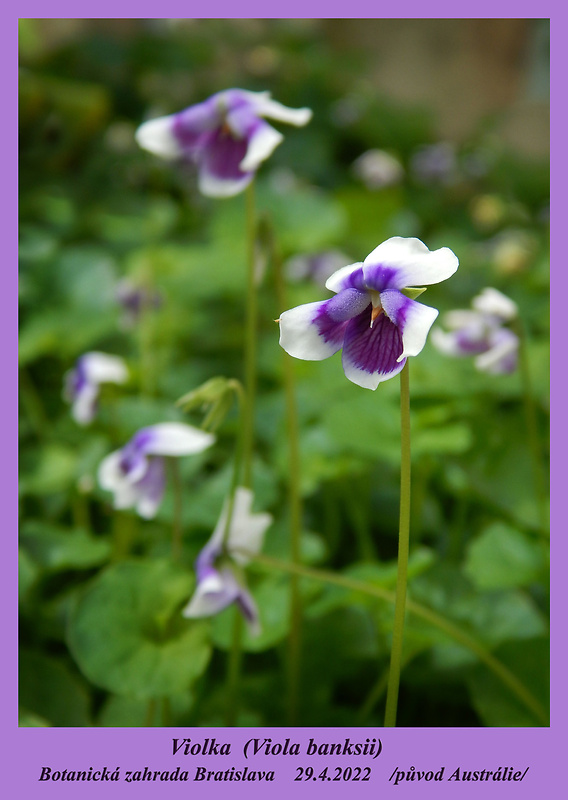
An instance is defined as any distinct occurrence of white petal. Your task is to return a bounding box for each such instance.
[442,309,483,330]
[341,352,404,390]
[135,115,182,160]
[71,384,99,426]
[430,328,465,356]
[475,331,519,374]
[398,302,439,361]
[97,451,139,510]
[252,95,313,127]
[136,493,161,519]
[197,168,253,198]
[227,487,272,564]
[279,301,345,361]
[82,352,129,385]
[141,423,215,456]
[182,572,236,619]
[363,237,459,289]
[239,123,283,172]
[472,287,518,321]
[206,487,271,565]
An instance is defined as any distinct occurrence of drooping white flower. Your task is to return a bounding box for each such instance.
[278,237,459,390]
[136,89,312,198]
[182,487,272,635]
[98,423,215,519]
[63,352,128,426]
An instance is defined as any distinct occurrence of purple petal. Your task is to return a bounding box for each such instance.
[279,290,369,361]
[172,96,221,152]
[341,306,405,389]
[325,262,366,293]
[197,128,253,196]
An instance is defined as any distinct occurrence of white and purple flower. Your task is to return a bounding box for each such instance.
[278,237,459,390]
[135,89,312,198]
[432,287,519,375]
[182,487,272,635]
[98,423,215,519]
[63,352,129,426]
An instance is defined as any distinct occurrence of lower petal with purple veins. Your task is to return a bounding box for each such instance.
[341,307,406,389]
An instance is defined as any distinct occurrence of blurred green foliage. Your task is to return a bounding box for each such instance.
[19,19,549,727]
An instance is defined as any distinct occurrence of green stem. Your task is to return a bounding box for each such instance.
[111,511,138,561]
[144,698,157,727]
[138,255,158,398]
[243,551,548,726]
[515,319,548,534]
[224,183,258,725]
[169,459,183,560]
[241,182,258,490]
[273,235,303,725]
[225,610,244,727]
[384,361,411,727]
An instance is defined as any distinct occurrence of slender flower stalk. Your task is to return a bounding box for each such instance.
[278,237,459,727]
[169,459,184,559]
[384,362,411,727]
[241,181,258,489]
[272,230,304,725]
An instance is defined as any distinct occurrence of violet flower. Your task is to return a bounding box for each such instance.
[182,487,272,635]
[63,352,128,426]
[115,278,162,329]
[135,89,312,198]
[431,287,519,374]
[98,423,215,519]
[278,237,459,389]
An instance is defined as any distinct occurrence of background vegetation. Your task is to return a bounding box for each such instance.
[19,19,549,727]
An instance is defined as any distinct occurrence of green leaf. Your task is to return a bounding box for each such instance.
[20,520,111,572]
[20,444,78,495]
[19,650,91,727]
[464,522,548,590]
[466,637,549,726]
[67,559,211,699]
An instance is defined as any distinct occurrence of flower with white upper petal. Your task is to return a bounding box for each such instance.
[182,487,272,635]
[278,237,459,390]
[135,89,312,198]
[63,352,128,426]
[431,287,519,374]
[98,423,215,519]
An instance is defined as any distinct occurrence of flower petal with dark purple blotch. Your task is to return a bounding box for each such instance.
[136,89,312,198]
[98,423,215,519]
[278,237,458,389]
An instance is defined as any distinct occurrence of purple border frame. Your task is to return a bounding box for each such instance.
[10,4,560,799]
